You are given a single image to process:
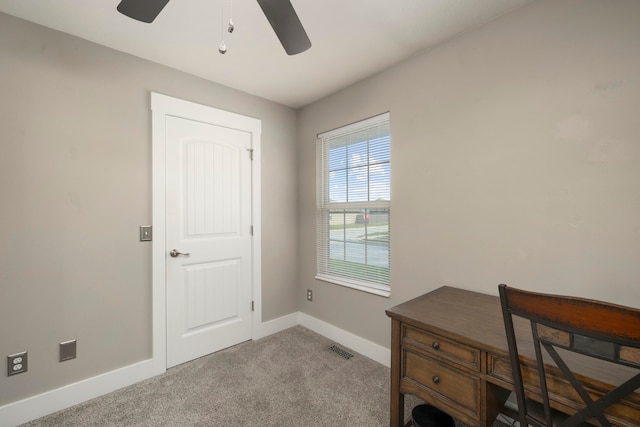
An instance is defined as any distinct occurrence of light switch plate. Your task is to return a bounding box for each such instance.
[140,225,152,241]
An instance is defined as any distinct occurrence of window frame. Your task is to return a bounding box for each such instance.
[315,112,391,297]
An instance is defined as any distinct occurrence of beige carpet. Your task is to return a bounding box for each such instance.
[21,326,512,426]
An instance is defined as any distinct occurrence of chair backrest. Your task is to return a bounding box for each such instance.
[498,284,640,427]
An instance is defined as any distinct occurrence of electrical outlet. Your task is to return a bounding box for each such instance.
[307,289,313,301]
[7,351,27,376]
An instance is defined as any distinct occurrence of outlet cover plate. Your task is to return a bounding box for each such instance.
[60,340,77,362]
[7,351,27,376]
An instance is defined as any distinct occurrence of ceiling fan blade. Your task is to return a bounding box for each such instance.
[117,0,171,23]
[256,0,311,55]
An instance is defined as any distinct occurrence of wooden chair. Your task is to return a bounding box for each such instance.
[498,284,640,427]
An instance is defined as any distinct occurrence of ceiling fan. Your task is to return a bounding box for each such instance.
[116,0,311,55]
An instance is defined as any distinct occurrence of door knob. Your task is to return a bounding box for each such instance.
[170,249,190,258]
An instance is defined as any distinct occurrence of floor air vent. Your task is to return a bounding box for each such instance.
[328,344,354,360]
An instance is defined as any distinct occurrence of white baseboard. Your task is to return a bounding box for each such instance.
[0,311,390,427]
[254,311,299,339]
[298,312,391,367]
[0,359,161,427]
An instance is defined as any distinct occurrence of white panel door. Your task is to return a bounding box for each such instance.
[166,115,253,368]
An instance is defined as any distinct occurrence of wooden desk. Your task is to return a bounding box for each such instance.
[386,287,640,427]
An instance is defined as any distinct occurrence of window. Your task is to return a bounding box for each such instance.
[316,112,390,296]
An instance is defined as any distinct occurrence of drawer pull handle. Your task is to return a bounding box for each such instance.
[432,375,440,384]
[432,341,440,350]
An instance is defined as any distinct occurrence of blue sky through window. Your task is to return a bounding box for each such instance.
[328,134,390,203]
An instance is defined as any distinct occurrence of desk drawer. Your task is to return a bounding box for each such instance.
[403,325,480,371]
[487,354,577,401]
[487,354,577,402]
[487,354,640,427]
[405,349,480,418]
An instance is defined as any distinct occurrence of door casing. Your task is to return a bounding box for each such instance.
[151,92,262,372]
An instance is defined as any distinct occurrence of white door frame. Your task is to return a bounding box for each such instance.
[150,92,262,373]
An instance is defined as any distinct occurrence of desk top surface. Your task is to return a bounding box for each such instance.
[386,286,640,393]
[386,286,509,357]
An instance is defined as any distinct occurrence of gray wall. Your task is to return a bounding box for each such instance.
[3,0,640,412]
[297,0,640,348]
[0,13,298,405]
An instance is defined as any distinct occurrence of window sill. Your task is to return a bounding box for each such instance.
[315,275,390,298]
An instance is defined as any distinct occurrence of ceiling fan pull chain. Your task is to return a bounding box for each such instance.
[218,41,227,54]
[228,0,234,33]
[218,0,227,54]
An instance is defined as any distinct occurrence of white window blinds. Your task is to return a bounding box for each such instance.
[316,112,390,295]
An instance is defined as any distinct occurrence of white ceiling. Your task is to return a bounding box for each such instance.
[0,0,533,108]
